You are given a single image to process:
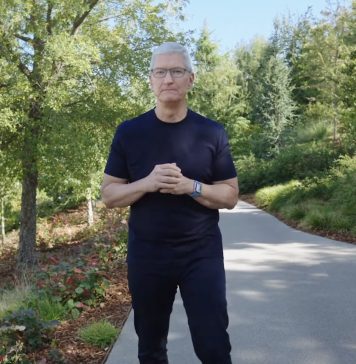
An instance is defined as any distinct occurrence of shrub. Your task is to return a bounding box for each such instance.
[48,348,68,364]
[293,120,332,144]
[235,154,271,193]
[280,203,307,220]
[254,155,356,236]
[36,263,109,318]
[0,341,31,364]
[255,181,301,210]
[236,143,339,194]
[301,204,332,230]
[0,309,58,353]
[268,143,339,183]
[98,230,128,267]
[78,320,118,349]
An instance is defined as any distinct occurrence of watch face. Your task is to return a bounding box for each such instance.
[196,182,202,194]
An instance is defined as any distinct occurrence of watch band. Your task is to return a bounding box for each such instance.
[190,180,202,198]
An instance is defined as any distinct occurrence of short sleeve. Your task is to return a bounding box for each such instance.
[212,127,237,181]
[104,126,130,180]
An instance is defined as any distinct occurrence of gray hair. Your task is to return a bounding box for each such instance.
[150,42,193,72]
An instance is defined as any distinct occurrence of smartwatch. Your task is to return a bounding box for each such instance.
[190,180,202,198]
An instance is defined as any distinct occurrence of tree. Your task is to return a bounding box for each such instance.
[0,0,187,267]
[252,55,294,157]
[0,152,18,245]
[338,0,356,153]
[189,27,248,157]
[285,2,353,143]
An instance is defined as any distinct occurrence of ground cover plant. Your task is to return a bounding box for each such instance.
[0,204,131,364]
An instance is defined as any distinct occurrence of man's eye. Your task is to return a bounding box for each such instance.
[172,69,184,77]
[155,69,166,76]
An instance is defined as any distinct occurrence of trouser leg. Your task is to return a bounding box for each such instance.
[179,258,232,364]
[128,260,177,364]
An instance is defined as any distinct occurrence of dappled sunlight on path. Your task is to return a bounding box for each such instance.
[221,201,356,364]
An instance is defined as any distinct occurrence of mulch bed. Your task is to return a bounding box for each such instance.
[1,251,132,364]
[0,206,132,364]
[35,267,131,364]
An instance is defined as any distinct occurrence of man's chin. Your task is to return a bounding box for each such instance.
[159,96,181,103]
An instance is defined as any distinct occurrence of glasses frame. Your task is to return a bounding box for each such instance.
[150,67,191,79]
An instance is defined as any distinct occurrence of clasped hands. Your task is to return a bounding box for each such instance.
[145,163,193,195]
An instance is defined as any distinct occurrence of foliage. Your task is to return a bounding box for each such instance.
[98,230,128,268]
[284,2,353,144]
[236,142,339,194]
[250,52,295,156]
[292,118,333,144]
[254,155,356,235]
[25,293,67,321]
[0,0,189,266]
[189,27,248,155]
[36,263,109,318]
[0,285,32,320]
[0,341,31,364]
[0,308,58,353]
[235,154,271,193]
[268,143,339,182]
[255,180,302,210]
[47,348,68,364]
[78,320,118,349]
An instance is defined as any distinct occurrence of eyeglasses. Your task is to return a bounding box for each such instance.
[150,67,190,79]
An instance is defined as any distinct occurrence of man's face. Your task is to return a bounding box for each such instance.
[149,53,194,104]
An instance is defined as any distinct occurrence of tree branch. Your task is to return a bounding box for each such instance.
[15,34,33,43]
[18,62,31,79]
[46,2,53,35]
[0,32,32,80]
[71,0,100,36]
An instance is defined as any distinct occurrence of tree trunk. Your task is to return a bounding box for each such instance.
[87,188,94,226]
[1,197,5,245]
[17,119,40,268]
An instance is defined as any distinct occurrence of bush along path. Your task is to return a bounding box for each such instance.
[0,205,131,364]
[246,155,356,245]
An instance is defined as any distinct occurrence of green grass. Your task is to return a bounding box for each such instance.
[25,293,67,321]
[254,155,356,236]
[0,284,32,319]
[255,180,301,210]
[78,320,119,348]
[0,286,67,322]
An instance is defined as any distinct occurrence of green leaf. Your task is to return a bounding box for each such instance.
[75,287,84,295]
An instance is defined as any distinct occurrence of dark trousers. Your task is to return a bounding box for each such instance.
[128,257,232,364]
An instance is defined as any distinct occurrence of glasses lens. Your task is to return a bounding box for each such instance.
[171,68,185,78]
[152,68,167,78]
[151,68,187,78]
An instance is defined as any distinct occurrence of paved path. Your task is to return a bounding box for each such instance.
[106,201,356,364]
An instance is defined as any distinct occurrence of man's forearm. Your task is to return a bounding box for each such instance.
[194,182,238,210]
[101,179,147,208]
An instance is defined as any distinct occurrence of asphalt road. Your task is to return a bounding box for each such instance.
[106,201,356,364]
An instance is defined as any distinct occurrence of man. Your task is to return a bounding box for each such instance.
[101,42,238,364]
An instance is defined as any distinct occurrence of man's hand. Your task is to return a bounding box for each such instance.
[144,163,183,193]
[159,167,193,195]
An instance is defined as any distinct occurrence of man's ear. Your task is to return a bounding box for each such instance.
[188,73,195,89]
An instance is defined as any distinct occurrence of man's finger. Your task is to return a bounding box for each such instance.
[157,163,181,172]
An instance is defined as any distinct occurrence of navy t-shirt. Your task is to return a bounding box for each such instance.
[104,109,237,260]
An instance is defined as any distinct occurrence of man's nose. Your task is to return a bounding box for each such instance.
[163,71,174,82]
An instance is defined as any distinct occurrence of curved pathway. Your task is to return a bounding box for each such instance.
[106,201,356,364]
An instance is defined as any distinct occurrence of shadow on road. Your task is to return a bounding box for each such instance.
[220,202,356,364]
